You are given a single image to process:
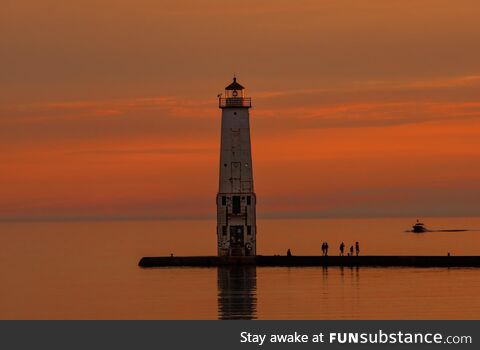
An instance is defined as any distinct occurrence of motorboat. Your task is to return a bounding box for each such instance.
[412,220,428,233]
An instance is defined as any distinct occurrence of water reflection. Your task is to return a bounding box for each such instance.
[217,266,257,320]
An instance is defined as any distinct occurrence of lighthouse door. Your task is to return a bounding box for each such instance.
[230,225,244,256]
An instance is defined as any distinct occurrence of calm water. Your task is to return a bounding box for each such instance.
[1,217,480,319]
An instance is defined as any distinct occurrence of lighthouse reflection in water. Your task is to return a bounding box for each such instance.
[217,266,257,320]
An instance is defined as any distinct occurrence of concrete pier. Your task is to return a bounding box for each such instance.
[138,255,480,268]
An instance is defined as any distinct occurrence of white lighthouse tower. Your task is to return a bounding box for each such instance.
[217,77,257,257]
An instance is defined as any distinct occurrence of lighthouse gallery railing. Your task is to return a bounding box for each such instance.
[219,97,252,108]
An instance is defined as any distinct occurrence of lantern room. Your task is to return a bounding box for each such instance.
[219,77,252,108]
[225,77,245,98]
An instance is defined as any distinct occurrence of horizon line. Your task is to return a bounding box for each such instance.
[1,213,479,224]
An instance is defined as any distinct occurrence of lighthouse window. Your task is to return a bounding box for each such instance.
[222,226,227,235]
[222,196,226,205]
[233,112,237,115]
[247,196,251,205]
[247,226,252,235]
[232,196,241,214]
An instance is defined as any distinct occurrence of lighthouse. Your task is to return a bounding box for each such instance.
[216,77,257,257]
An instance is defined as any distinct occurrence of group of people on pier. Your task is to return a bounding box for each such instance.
[339,241,360,256]
[287,241,361,257]
[321,241,360,256]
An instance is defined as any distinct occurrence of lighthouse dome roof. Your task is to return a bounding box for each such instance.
[225,77,245,90]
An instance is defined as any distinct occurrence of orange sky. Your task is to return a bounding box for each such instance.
[1,0,480,221]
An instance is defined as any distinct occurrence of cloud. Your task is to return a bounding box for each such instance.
[251,75,480,129]
[1,74,480,221]
[256,75,480,98]
[2,74,480,131]
[253,101,480,130]
[66,146,214,156]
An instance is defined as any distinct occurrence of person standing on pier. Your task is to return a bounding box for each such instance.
[350,245,354,256]
[355,242,360,256]
[340,242,345,256]
[325,242,329,256]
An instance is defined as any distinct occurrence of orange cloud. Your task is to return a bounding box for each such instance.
[1,75,480,220]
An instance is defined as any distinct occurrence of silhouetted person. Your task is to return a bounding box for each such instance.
[321,242,325,256]
[340,242,345,256]
[325,242,329,256]
[350,245,354,256]
[355,241,360,256]
[287,248,292,257]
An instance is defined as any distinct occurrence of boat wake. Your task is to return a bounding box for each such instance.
[405,229,472,233]
[407,219,474,233]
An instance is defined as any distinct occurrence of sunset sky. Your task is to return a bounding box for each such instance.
[1,0,480,221]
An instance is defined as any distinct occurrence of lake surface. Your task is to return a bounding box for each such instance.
[1,217,480,319]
